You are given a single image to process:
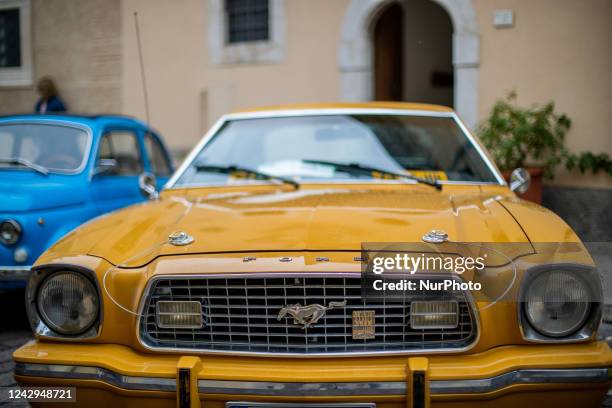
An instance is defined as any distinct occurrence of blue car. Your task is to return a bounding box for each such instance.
[0,114,174,289]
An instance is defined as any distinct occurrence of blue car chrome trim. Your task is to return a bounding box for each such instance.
[0,265,31,281]
[14,363,611,395]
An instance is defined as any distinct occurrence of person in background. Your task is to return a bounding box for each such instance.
[34,76,67,114]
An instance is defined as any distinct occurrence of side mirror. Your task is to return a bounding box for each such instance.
[510,168,531,194]
[93,158,118,176]
[139,172,159,200]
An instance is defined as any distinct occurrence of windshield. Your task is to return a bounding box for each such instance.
[0,123,90,173]
[175,114,499,187]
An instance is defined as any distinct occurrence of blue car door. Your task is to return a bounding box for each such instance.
[143,131,174,188]
[91,127,146,214]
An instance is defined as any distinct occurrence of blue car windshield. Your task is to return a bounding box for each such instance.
[175,114,499,186]
[0,123,89,173]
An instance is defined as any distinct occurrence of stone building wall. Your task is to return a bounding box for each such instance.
[0,0,121,114]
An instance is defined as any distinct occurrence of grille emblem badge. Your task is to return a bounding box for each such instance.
[352,310,376,339]
[277,301,347,329]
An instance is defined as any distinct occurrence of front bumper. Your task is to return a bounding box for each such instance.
[14,340,612,407]
[0,265,30,288]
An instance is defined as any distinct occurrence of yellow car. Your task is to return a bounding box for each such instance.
[13,103,612,407]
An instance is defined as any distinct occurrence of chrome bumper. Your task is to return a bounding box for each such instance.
[13,362,611,396]
[0,266,31,281]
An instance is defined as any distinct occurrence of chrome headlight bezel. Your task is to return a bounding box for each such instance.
[0,219,22,245]
[26,264,102,340]
[518,263,602,343]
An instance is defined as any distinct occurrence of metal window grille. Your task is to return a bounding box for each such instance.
[225,0,269,44]
[0,8,21,68]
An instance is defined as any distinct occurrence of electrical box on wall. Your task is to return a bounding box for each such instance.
[493,9,514,28]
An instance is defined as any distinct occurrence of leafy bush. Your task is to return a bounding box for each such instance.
[478,92,612,179]
[477,92,570,179]
[566,152,612,176]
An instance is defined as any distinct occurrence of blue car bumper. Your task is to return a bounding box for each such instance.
[0,265,30,289]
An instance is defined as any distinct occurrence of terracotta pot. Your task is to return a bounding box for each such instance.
[502,167,543,204]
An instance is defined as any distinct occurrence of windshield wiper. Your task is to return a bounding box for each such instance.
[0,157,49,176]
[303,159,441,190]
[195,164,299,189]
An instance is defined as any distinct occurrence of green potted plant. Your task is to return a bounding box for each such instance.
[478,92,572,203]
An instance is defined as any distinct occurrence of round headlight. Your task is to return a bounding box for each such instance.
[37,271,99,335]
[524,270,590,337]
[0,219,21,245]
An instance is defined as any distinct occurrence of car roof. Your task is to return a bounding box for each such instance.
[0,113,148,128]
[232,101,454,114]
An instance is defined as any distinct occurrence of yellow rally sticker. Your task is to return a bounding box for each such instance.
[408,170,448,181]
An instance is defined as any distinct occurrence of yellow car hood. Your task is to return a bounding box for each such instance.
[44,185,541,268]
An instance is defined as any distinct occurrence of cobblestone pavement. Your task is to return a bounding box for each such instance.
[0,290,31,407]
[1,290,612,407]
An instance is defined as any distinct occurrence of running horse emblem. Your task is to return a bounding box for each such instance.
[277,301,347,329]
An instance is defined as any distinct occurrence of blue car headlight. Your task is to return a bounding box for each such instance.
[0,219,21,245]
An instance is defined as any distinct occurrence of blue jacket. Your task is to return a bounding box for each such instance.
[35,96,67,113]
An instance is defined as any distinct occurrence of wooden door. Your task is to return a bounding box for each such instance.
[374,3,404,101]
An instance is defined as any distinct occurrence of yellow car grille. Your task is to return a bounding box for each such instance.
[138,275,477,355]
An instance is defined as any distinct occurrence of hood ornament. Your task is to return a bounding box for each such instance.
[277,301,347,329]
[168,231,194,246]
[422,229,448,244]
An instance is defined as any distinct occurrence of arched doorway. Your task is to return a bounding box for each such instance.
[372,3,404,101]
[372,0,454,106]
[339,0,480,128]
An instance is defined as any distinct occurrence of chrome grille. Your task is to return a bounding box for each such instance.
[139,275,477,354]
